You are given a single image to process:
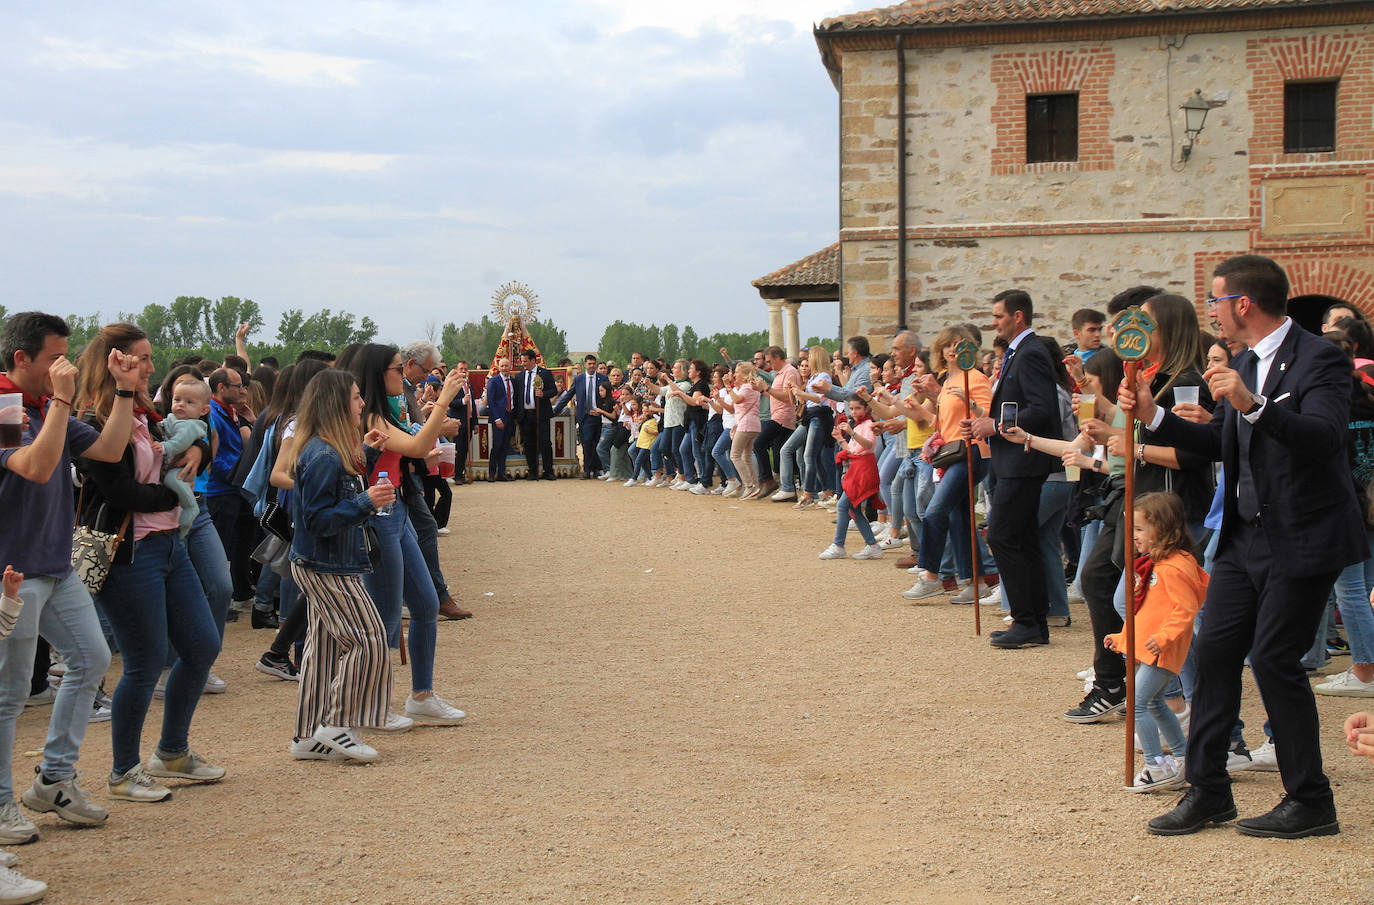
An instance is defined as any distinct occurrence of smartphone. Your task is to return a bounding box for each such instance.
[1000,402,1019,429]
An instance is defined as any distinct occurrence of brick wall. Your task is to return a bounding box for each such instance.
[989,48,1115,174]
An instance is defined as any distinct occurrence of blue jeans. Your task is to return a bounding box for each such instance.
[184,502,233,640]
[651,430,677,476]
[712,426,738,481]
[1333,530,1374,663]
[1135,662,1187,761]
[780,422,806,493]
[403,474,448,600]
[876,443,900,514]
[632,447,652,480]
[703,420,724,485]
[596,422,617,476]
[918,457,988,580]
[678,425,701,484]
[99,532,220,774]
[1037,480,1073,621]
[834,493,877,547]
[801,417,831,494]
[364,508,439,692]
[0,571,110,796]
[1074,520,1102,588]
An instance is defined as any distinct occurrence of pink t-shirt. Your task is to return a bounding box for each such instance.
[733,384,761,433]
[845,418,879,456]
[132,414,180,541]
[770,363,800,430]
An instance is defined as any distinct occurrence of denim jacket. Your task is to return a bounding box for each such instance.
[289,437,377,575]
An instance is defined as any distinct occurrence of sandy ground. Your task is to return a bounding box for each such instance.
[14,479,1374,905]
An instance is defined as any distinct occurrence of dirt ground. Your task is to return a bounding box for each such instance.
[15,479,1374,905]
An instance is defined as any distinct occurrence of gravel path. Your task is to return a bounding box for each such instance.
[17,480,1374,904]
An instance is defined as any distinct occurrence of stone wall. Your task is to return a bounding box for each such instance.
[836,20,1374,349]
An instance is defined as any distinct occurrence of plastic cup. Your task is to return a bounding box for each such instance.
[1174,386,1199,407]
[1064,463,1081,482]
[1077,393,1096,423]
[0,394,22,449]
[438,443,457,478]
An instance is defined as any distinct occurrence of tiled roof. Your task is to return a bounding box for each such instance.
[752,243,840,289]
[819,0,1340,31]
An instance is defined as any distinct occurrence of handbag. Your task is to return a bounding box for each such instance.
[363,524,381,567]
[70,487,131,595]
[251,532,292,578]
[930,438,967,469]
[259,499,292,542]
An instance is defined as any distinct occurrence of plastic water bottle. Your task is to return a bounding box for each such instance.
[375,472,394,516]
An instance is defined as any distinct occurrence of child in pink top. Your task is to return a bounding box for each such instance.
[727,362,762,498]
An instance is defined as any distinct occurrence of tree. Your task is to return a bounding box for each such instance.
[63,314,102,354]
[442,316,567,369]
[277,308,305,345]
[166,296,209,347]
[680,325,699,360]
[203,297,264,348]
[661,324,679,362]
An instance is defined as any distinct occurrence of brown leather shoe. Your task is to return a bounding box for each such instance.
[895,554,918,569]
[438,597,473,620]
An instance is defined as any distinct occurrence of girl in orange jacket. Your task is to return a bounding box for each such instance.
[1106,492,1209,792]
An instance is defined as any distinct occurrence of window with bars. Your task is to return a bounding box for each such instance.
[1284,80,1337,153]
[1026,93,1079,163]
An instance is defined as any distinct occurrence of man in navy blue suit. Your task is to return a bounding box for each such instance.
[962,289,1063,648]
[513,350,558,479]
[485,356,515,481]
[555,354,611,479]
[1124,254,1364,839]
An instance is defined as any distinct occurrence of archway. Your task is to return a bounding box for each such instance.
[1288,294,1350,335]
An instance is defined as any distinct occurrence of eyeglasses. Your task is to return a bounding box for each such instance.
[386,365,405,374]
[1205,293,1244,311]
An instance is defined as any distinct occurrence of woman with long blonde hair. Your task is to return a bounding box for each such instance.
[284,369,396,762]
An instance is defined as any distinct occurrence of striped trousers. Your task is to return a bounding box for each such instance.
[290,565,392,740]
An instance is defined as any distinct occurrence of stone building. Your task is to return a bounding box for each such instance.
[760,0,1374,350]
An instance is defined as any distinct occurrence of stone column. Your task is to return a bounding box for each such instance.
[783,301,802,359]
[766,299,784,351]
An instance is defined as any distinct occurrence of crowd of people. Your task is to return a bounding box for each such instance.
[0,253,1372,901]
[531,255,1374,839]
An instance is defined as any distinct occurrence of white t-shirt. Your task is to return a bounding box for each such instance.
[718,387,736,431]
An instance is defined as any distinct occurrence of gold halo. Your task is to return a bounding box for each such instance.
[491,281,541,323]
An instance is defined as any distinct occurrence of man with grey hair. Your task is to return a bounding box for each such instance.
[859,330,925,558]
[399,340,471,620]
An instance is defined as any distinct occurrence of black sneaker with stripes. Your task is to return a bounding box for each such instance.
[1063,687,1126,723]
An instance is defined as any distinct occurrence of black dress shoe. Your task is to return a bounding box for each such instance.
[500,475,515,482]
[1147,786,1238,836]
[526,475,539,481]
[989,623,1048,648]
[486,475,496,483]
[1236,796,1339,839]
[543,473,556,480]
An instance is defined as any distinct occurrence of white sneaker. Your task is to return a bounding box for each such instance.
[146,748,226,783]
[436,527,451,536]
[203,673,227,694]
[21,769,107,825]
[0,852,15,869]
[289,738,349,761]
[1076,667,1094,682]
[623,478,637,487]
[948,582,977,604]
[1314,667,1374,697]
[0,865,46,904]
[670,480,688,490]
[710,486,725,495]
[770,490,796,502]
[372,710,415,733]
[872,524,890,542]
[878,535,906,551]
[722,486,741,498]
[0,803,36,846]
[310,725,378,762]
[1130,755,1184,793]
[979,585,1003,606]
[107,765,172,802]
[1066,581,1084,604]
[1003,614,1014,625]
[690,484,710,495]
[405,694,467,725]
[1248,740,1279,771]
[902,577,944,600]
[818,544,847,560]
[852,544,883,560]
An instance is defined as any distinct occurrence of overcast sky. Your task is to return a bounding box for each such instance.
[0,1,851,352]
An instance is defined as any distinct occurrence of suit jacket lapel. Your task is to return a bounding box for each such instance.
[1261,327,1300,398]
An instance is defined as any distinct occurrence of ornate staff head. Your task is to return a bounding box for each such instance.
[953,339,979,372]
[1111,307,1156,362]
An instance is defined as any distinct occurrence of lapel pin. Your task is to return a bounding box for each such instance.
[1279,362,1287,371]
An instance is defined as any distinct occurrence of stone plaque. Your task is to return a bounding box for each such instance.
[1263,176,1365,238]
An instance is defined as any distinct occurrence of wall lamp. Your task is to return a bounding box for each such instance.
[1180,89,1211,164]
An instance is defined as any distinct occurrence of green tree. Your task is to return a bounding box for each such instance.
[680,325,699,360]
[167,296,209,347]
[803,335,843,355]
[203,296,264,348]
[277,308,305,345]
[63,314,102,355]
[442,316,567,369]
[661,323,679,362]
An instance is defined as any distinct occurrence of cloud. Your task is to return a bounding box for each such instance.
[0,1,847,349]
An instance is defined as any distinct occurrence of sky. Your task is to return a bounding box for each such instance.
[0,0,852,353]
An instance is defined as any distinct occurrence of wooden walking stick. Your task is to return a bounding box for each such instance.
[954,339,982,635]
[1111,306,1156,786]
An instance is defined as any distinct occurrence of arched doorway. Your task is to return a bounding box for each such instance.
[1288,294,1349,335]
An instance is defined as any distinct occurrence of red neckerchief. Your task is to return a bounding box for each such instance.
[136,405,162,424]
[1132,554,1153,614]
[0,373,49,411]
[211,398,238,426]
[1356,369,1374,389]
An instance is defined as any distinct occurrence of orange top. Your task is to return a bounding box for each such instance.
[1106,551,1208,675]
[935,368,992,458]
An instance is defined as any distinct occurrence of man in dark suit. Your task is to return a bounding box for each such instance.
[961,289,1062,648]
[513,349,558,479]
[554,353,611,479]
[446,360,475,484]
[1125,254,1364,839]
[485,357,515,481]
